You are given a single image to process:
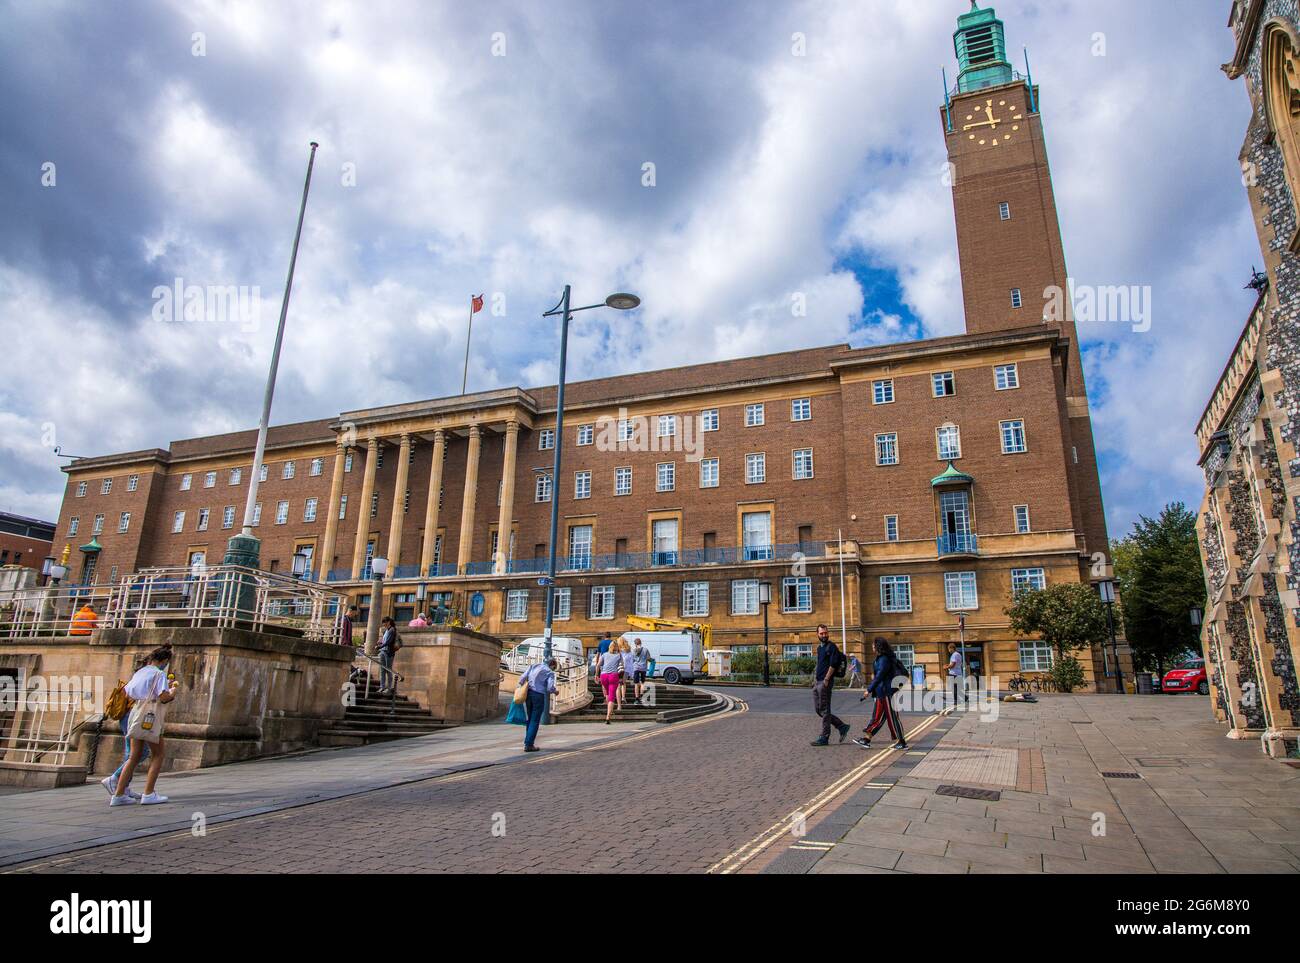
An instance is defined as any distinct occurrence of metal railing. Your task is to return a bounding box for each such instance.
[3,565,347,643]
[5,686,89,765]
[936,532,979,556]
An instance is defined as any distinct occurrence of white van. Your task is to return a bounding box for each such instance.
[502,636,583,673]
[619,631,704,684]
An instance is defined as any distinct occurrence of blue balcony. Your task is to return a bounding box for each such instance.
[463,560,496,576]
[392,564,422,580]
[937,532,978,557]
[326,569,352,582]
[427,563,459,578]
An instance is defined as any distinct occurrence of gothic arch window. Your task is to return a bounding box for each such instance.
[1263,22,1300,245]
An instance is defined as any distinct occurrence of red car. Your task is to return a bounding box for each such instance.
[1162,658,1208,695]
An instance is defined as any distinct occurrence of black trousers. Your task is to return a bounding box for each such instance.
[813,681,844,739]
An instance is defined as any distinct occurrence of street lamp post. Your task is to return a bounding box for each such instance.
[538,287,640,660]
[759,581,772,687]
[1097,579,1124,695]
[366,556,388,654]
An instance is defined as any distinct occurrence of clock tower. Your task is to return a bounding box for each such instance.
[942,2,1110,565]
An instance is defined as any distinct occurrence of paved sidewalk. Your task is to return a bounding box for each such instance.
[796,694,1300,874]
[0,717,653,868]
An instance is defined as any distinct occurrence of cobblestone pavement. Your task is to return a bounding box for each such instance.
[9,688,926,874]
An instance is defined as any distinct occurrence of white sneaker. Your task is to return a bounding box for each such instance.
[137,792,169,805]
[124,788,142,801]
[109,794,134,807]
[100,775,117,797]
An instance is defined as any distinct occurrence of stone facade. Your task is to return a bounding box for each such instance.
[1194,0,1300,757]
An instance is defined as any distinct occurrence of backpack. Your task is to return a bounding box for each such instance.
[891,655,910,685]
[832,645,847,679]
[390,629,403,653]
[106,680,133,721]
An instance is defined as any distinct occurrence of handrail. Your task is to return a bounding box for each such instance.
[349,647,405,703]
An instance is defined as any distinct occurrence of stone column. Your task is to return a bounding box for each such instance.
[457,425,482,573]
[494,421,519,574]
[386,433,412,568]
[420,429,447,577]
[351,437,380,579]
[318,442,347,580]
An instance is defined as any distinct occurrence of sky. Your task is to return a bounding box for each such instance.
[0,0,1261,542]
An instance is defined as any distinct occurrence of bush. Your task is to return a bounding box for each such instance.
[730,649,767,675]
[1050,654,1086,693]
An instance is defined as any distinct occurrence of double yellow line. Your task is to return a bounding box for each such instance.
[707,709,947,875]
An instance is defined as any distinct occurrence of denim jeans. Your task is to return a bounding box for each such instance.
[111,713,149,787]
[524,689,547,749]
[378,649,396,691]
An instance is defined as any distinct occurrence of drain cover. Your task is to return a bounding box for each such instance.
[1129,716,1159,721]
[936,784,1001,801]
[1068,720,1094,724]
[1136,758,1186,767]
[1102,771,1141,779]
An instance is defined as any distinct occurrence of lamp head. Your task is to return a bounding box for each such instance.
[604,293,641,311]
[371,556,389,577]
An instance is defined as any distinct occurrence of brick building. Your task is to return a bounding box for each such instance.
[0,512,55,572]
[49,4,1117,688]
[1194,0,1300,758]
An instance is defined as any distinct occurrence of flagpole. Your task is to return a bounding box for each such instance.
[461,296,475,395]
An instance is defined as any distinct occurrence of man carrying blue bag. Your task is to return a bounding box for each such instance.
[508,658,558,753]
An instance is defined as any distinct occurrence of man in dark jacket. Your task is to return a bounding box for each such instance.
[810,624,850,747]
[854,636,908,750]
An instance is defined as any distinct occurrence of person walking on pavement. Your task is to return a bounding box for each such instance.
[377,616,401,694]
[810,623,850,746]
[598,643,624,723]
[846,653,863,689]
[619,638,636,706]
[855,637,909,750]
[520,657,558,752]
[947,641,965,708]
[102,655,152,801]
[630,638,650,701]
[110,644,178,806]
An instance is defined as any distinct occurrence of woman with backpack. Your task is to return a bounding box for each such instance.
[110,644,179,806]
[102,655,153,801]
[854,637,908,751]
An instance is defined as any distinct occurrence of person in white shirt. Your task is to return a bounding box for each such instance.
[947,642,965,708]
[111,645,179,806]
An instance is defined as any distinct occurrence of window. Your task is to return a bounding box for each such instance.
[194,508,208,531]
[404,489,410,514]
[574,470,591,500]
[252,503,262,526]
[370,493,379,518]
[792,448,814,480]
[1018,640,1053,672]
[204,471,216,488]
[118,511,131,533]
[505,589,529,621]
[893,643,916,669]
[731,579,760,615]
[885,515,899,541]
[782,644,813,660]
[376,449,384,469]
[311,457,324,476]
[782,576,812,613]
[745,403,765,427]
[223,506,236,529]
[635,583,662,617]
[344,452,353,473]
[791,397,811,421]
[91,513,104,534]
[259,465,269,482]
[880,575,912,612]
[932,371,955,397]
[944,571,978,610]
[618,419,635,443]
[701,409,719,431]
[408,443,416,464]
[538,429,554,450]
[682,581,710,617]
[1011,568,1046,597]
[552,587,572,620]
[614,466,632,496]
[937,425,962,460]
[876,433,899,466]
[180,474,192,491]
[745,452,766,484]
[75,481,87,497]
[998,201,1011,220]
[1010,288,1022,308]
[304,497,318,522]
[656,462,675,492]
[282,461,296,480]
[652,518,678,565]
[1014,504,1030,533]
[568,524,593,570]
[872,380,894,405]
[741,511,772,560]
[1000,420,1027,454]
[995,363,1019,390]
[577,424,594,446]
[699,458,719,488]
[590,585,615,619]
[657,414,676,438]
[275,501,289,525]
[338,494,348,520]
[172,511,185,533]
[127,474,139,492]
[69,516,80,536]
[535,473,552,503]
[229,467,242,485]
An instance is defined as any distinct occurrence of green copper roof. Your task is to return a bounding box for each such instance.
[954,2,1013,93]
[79,536,103,553]
[931,461,975,487]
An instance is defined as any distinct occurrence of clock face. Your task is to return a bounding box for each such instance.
[960,97,1024,147]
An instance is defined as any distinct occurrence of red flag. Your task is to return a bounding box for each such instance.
[471,293,484,314]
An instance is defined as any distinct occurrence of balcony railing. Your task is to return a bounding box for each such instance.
[936,532,979,556]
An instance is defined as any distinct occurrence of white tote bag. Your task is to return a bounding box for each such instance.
[126,697,167,744]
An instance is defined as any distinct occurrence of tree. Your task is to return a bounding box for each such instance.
[1006,582,1111,692]
[1111,502,1206,675]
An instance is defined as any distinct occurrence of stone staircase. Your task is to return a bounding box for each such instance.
[317,670,454,746]
[554,678,726,724]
